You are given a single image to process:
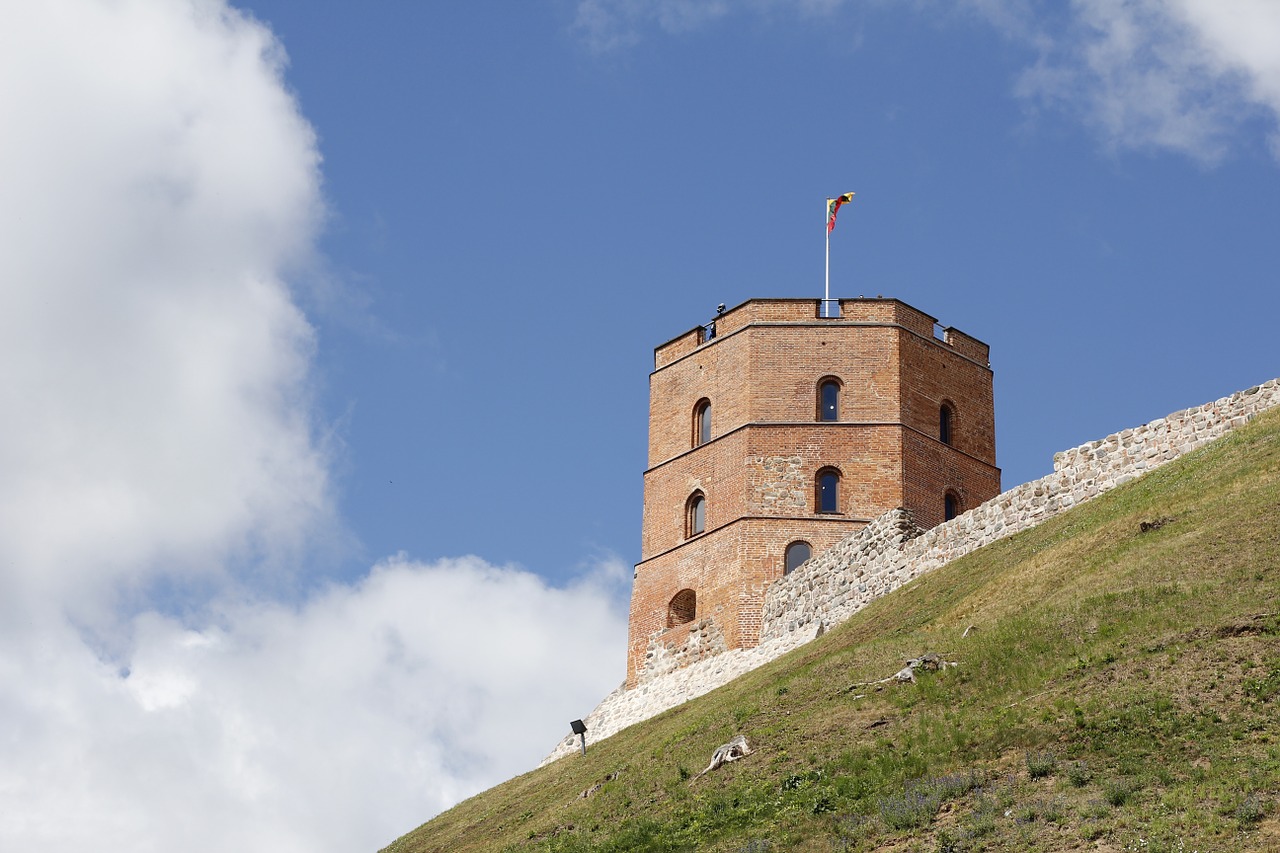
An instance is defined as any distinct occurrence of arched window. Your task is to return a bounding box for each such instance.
[817,378,840,421]
[693,399,711,447]
[939,403,954,445]
[784,541,812,574]
[944,491,961,521]
[686,491,706,537]
[815,467,841,514]
[667,589,696,627]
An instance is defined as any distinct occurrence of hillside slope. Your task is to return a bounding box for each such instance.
[384,409,1280,852]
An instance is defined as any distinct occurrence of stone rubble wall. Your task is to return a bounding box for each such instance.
[541,378,1280,766]
[750,455,810,511]
[539,620,823,767]
[636,617,729,685]
[766,378,1280,643]
[759,508,925,642]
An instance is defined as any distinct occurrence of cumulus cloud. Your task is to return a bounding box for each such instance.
[0,0,329,617]
[0,3,629,851]
[0,555,628,853]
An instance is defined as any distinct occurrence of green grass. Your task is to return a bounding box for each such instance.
[383,409,1280,852]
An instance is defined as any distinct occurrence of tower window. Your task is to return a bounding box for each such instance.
[939,403,954,445]
[784,541,812,574]
[686,491,706,537]
[667,589,696,627]
[945,491,961,521]
[815,468,841,514]
[693,399,711,447]
[818,378,840,421]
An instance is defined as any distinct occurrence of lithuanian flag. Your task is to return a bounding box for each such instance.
[826,192,855,233]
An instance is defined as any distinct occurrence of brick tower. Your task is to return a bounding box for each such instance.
[627,297,999,686]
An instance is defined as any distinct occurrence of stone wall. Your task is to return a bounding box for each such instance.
[749,455,809,511]
[637,617,729,684]
[540,619,823,768]
[761,378,1280,641]
[542,378,1280,766]
[759,509,925,641]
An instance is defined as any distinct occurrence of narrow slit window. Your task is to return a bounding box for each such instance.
[687,492,706,537]
[945,492,960,521]
[939,404,954,445]
[816,469,840,514]
[694,399,711,447]
[818,379,840,421]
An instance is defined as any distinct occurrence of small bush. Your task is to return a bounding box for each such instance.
[1066,760,1092,788]
[935,829,961,852]
[877,771,984,831]
[1025,750,1058,779]
[1078,817,1107,841]
[878,790,940,830]
[1103,777,1140,807]
[935,828,983,853]
[811,793,836,815]
[734,841,772,853]
[781,769,821,791]
[1040,796,1066,823]
[926,771,982,799]
[1082,798,1111,819]
[965,798,998,837]
[1236,795,1266,826]
[1243,665,1280,703]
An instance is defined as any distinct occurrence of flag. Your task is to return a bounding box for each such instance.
[826,192,855,233]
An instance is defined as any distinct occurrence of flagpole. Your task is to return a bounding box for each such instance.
[824,199,831,318]
[824,192,854,319]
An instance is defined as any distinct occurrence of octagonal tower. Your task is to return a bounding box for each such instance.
[627,297,999,686]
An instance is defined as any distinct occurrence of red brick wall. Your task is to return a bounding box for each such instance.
[901,430,1002,529]
[648,325,754,468]
[629,297,1000,686]
[629,516,866,684]
[898,329,997,465]
[642,424,908,557]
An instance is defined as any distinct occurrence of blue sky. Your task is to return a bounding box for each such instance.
[1,2,1278,851]
[252,0,1280,583]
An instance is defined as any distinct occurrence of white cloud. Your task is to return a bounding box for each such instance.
[0,556,628,853]
[0,0,330,617]
[0,3,630,851]
[1009,0,1280,162]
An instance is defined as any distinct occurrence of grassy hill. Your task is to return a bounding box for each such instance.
[384,409,1280,852]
